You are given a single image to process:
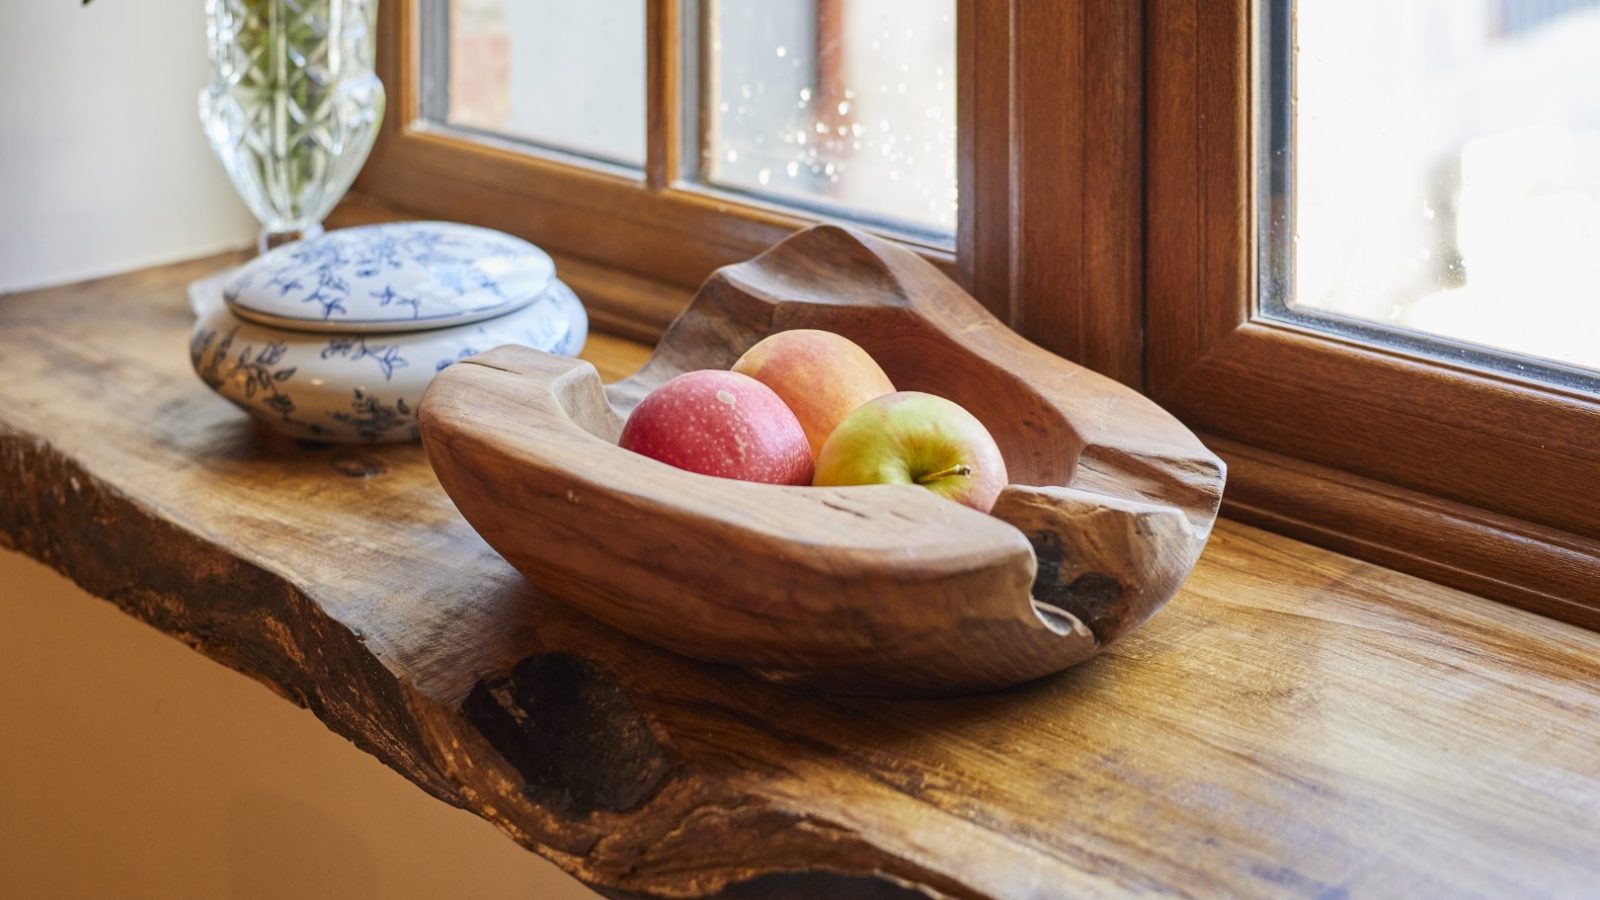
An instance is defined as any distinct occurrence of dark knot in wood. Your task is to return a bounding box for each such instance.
[1028,531,1127,644]
[463,653,672,816]
[330,454,388,478]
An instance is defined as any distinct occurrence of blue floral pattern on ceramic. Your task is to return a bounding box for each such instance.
[322,336,409,381]
[222,221,556,332]
[192,324,329,437]
[189,269,588,444]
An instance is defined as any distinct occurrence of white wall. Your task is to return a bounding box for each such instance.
[0,0,257,293]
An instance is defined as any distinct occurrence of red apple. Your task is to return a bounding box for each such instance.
[619,370,814,485]
[731,329,896,459]
[812,391,1009,512]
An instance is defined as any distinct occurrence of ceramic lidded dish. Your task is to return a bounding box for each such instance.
[189,221,587,443]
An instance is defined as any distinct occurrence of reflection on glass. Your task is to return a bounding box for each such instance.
[704,0,957,235]
[1263,0,1600,375]
[433,0,645,166]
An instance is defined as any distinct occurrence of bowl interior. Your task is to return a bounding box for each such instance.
[603,306,1080,489]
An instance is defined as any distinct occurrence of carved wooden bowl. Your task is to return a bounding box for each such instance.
[420,226,1225,695]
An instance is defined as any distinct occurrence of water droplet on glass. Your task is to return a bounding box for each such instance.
[698,3,957,233]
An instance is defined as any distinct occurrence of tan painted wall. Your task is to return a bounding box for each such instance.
[0,550,596,899]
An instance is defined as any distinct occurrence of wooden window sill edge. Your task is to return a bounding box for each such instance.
[1210,436,1600,632]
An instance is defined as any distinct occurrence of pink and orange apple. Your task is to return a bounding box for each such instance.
[731,329,895,459]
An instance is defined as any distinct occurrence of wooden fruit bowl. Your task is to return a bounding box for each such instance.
[420,226,1225,695]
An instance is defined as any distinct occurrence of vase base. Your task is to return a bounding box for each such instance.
[258,224,325,256]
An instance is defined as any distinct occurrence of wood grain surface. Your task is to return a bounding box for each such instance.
[956,0,1145,386]
[3,257,1600,898]
[420,226,1222,694]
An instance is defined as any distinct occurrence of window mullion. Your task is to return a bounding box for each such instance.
[646,0,684,190]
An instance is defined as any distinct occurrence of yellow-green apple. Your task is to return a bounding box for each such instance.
[813,391,1009,512]
[619,370,813,485]
[731,329,895,458]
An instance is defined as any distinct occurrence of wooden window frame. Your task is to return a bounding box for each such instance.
[1146,0,1600,624]
[355,0,1143,382]
[354,0,1598,623]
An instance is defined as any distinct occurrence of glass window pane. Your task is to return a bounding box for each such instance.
[702,0,957,236]
[1260,0,1600,379]
[430,0,646,166]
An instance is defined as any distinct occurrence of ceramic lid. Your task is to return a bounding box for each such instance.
[223,221,556,333]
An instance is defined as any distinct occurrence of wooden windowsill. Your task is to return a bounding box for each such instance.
[1,255,1596,898]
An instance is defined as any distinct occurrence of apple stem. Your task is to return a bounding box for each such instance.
[916,464,973,484]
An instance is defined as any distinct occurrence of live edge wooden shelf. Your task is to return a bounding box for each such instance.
[2,256,1598,899]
